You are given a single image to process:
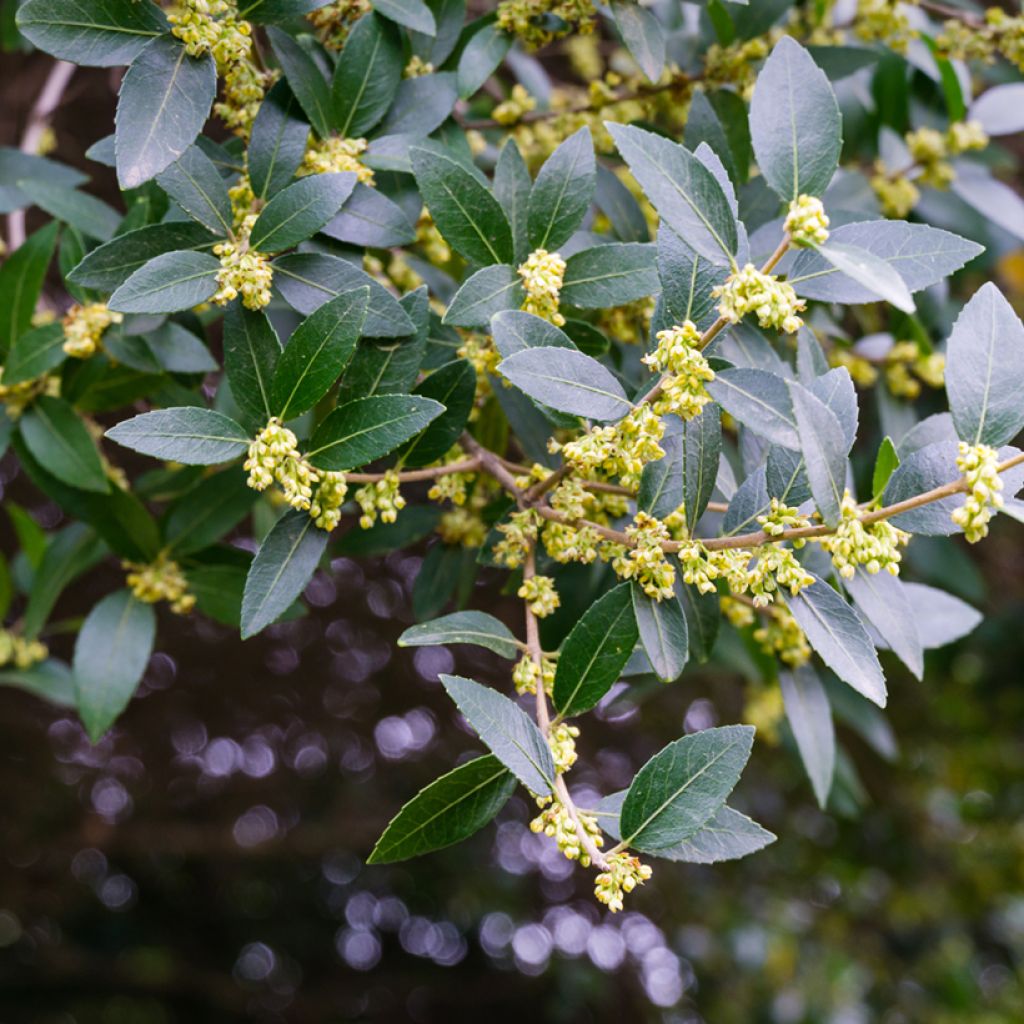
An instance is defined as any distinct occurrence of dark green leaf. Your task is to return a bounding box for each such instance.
[410,142,513,266]
[401,358,475,467]
[322,183,415,248]
[399,611,520,659]
[164,470,258,556]
[17,180,121,242]
[19,395,109,493]
[332,12,402,137]
[115,34,216,188]
[155,144,233,237]
[610,0,665,83]
[23,524,105,639]
[373,0,435,34]
[444,264,523,328]
[368,754,515,863]
[249,79,310,201]
[457,23,511,99]
[490,309,575,358]
[249,172,355,253]
[0,147,87,215]
[73,590,156,742]
[677,579,719,663]
[619,725,755,851]
[871,436,899,502]
[16,0,167,67]
[787,380,847,527]
[780,665,834,807]
[377,72,457,138]
[3,322,65,386]
[706,368,800,449]
[553,583,638,716]
[0,660,77,708]
[0,221,59,357]
[306,394,444,470]
[439,674,555,795]
[223,305,282,429]
[271,286,369,418]
[560,242,658,308]
[494,139,531,261]
[266,26,332,137]
[108,249,220,313]
[813,242,915,313]
[632,585,689,683]
[527,126,595,252]
[106,407,250,465]
[241,509,328,638]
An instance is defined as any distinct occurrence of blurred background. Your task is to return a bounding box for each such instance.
[3,48,1024,1024]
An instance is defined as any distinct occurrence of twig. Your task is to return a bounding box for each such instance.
[7,60,75,252]
[344,457,480,484]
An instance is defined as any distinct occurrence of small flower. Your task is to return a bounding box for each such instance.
[213,237,274,310]
[753,605,811,667]
[613,512,676,601]
[298,134,375,185]
[124,552,195,615]
[309,470,348,532]
[713,264,805,335]
[757,498,811,537]
[951,442,1003,543]
[530,797,603,866]
[518,574,561,618]
[548,722,580,773]
[518,249,567,326]
[784,194,830,247]
[512,654,555,696]
[0,629,48,670]
[643,322,716,420]
[62,302,122,359]
[594,851,653,912]
[355,470,405,528]
[493,83,537,125]
[818,491,910,577]
[871,164,920,218]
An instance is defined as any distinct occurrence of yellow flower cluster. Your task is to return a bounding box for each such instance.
[124,552,195,615]
[757,498,811,538]
[713,264,806,335]
[493,84,538,126]
[556,405,665,486]
[512,653,555,696]
[213,235,274,310]
[497,0,596,49]
[62,302,122,359]
[168,0,274,135]
[0,629,48,670]
[613,512,676,600]
[883,341,945,399]
[871,165,921,219]
[854,0,913,52]
[530,797,603,866]
[306,0,371,50]
[677,541,814,608]
[643,322,716,420]
[937,9,1024,71]
[753,604,811,668]
[245,418,349,531]
[818,492,909,578]
[784,194,830,248]
[518,248,567,326]
[403,54,433,78]
[355,470,405,528]
[951,442,1003,543]
[594,851,653,913]
[549,722,580,773]
[704,34,775,97]
[0,370,60,419]
[494,509,541,569]
[298,135,375,186]
[519,574,561,617]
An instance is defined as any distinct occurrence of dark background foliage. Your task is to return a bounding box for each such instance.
[3,43,1024,1024]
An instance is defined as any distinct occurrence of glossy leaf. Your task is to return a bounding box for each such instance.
[560,243,658,309]
[399,611,520,660]
[632,586,689,683]
[20,396,109,494]
[527,126,596,252]
[155,145,233,237]
[266,26,332,137]
[249,173,356,253]
[222,305,283,429]
[106,407,250,465]
[780,665,834,808]
[332,12,402,137]
[248,79,309,201]
[108,249,220,314]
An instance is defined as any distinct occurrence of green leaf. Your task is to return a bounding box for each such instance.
[106,407,250,465]
[266,26,332,137]
[23,523,104,639]
[610,0,665,83]
[677,579,719,663]
[241,509,328,638]
[843,568,923,680]
[19,395,109,494]
[3,322,65,386]
[658,226,725,332]
[902,581,982,649]
[945,282,1024,448]
[444,264,523,328]
[410,142,514,266]
[0,147,87,215]
[788,574,887,707]
[494,139,531,261]
[376,73,457,137]
[527,126,595,252]
[17,180,121,242]
[559,243,658,308]
[553,583,639,716]
[0,660,77,708]
[749,36,841,200]
[401,359,475,467]
[706,368,800,449]
[788,222,983,303]
[457,22,511,99]
[67,222,216,291]
[16,0,167,67]
[439,674,555,795]
[115,33,216,188]
[0,221,59,357]
[332,12,402,137]
[273,252,416,338]
[595,164,649,244]
[619,724,755,851]
[787,380,847,527]
[871,436,899,502]
[108,249,219,314]
[270,287,369,419]
[607,122,737,266]
[399,611,521,660]
[249,173,356,253]
[249,79,310,201]
[373,0,435,34]
[368,754,516,863]
[490,310,575,358]
[164,470,258,556]
[632,585,689,683]
[779,665,834,808]
[813,242,915,313]
[970,82,1024,136]
[410,0,464,64]
[223,305,282,429]
[73,590,156,742]
[497,346,631,422]
[155,144,233,237]
[322,183,416,248]
[306,394,444,470]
